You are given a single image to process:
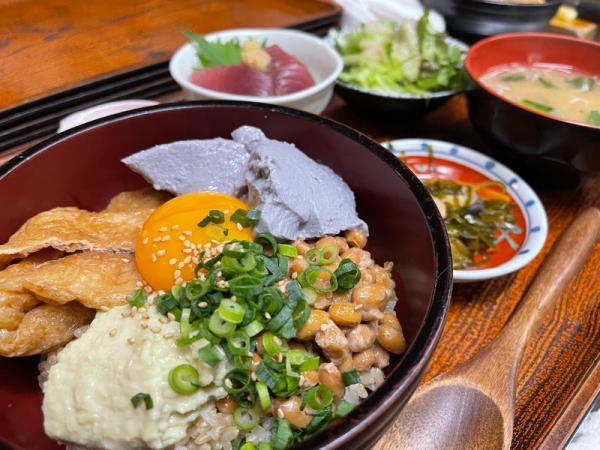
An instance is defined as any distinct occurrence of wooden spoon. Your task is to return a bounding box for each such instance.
[376,207,600,450]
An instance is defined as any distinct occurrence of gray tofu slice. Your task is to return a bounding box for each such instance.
[233,126,368,240]
[122,138,249,196]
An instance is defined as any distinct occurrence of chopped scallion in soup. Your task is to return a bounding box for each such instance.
[481,65,600,126]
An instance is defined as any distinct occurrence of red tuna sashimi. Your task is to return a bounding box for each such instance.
[189,64,273,97]
[188,45,315,97]
[266,45,315,96]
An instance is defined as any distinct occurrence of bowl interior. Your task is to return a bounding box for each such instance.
[170,28,342,102]
[0,102,452,450]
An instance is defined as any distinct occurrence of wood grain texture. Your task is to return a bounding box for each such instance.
[0,0,339,109]
[1,1,599,447]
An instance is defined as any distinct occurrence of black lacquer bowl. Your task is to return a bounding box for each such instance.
[0,101,452,450]
[424,0,561,43]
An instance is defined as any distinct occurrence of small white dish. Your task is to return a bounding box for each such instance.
[384,138,548,282]
[58,100,159,132]
[169,28,343,115]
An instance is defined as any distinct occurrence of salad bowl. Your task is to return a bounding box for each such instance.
[0,101,452,450]
[329,14,469,116]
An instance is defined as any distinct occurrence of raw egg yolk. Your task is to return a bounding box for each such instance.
[135,192,254,291]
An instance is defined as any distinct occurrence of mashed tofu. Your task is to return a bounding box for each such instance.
[42,304,231,450]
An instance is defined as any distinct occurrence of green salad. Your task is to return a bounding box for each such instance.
[332,11,467,95]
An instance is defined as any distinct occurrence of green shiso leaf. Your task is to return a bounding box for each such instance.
[183,29,243,68]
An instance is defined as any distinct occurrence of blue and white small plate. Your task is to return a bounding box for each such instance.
[383,138,548,282]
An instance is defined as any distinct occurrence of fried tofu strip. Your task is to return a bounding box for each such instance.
[0,188,170,269]
[0,249,64,330]
[22,252,143,309]
[0,302,95,357]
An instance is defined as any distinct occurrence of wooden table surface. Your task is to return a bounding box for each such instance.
[1,1,599,449]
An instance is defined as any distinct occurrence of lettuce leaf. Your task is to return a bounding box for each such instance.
[333,10,467,95]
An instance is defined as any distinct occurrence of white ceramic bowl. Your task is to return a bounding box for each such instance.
[384,138,548,282]
[169,28,343,114]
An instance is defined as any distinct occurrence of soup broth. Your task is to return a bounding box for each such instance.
[481,65,600,126]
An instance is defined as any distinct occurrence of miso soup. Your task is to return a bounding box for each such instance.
[481,65,600,126]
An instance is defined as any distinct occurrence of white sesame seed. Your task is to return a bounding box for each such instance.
[175,277,184,285]
[151,254,157,262]
[273,336,283,346]
[169,258,178,265]
[223,209,230,214]
[153,236,162,243]
[291,272,298,279]
[198,301,208,308]
[156,249,166,257]
[138,307,147,314]
[109,328,117,336]
[264,312,272,320]
[142,237,149,245]
[167,312,176,321]
[354,304,364,310]
[121,258,130,263]
[182,248,192,254]
[163,332,174,339]
[151,327,162,334]
[162,235,171,242]
[128,337,136,345]
[144,286,153,294]
[158,316,169,324]
[136,280,144,287]
[178,261,185,269]
[121,310,130,317]
[251,372,258,381]
[183,240,191,248]
[183,230,193,236]
[142,313,150,320]
[277,408,285,419]
[100,305,110,312]
[192,257,199,264]
[178,235,186,241]
[225,379,233,389]
[236,223,243,231]
[184,256,192,264]
[130,306,138,317]
[299,375,305,386]
[159,226,167,232]
[211,239,219,245]
[174,269,181,279]
[140,323,148,329]
[171,224,180,230]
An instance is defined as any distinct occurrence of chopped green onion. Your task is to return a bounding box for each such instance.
[271,418,293,450]
[277,243,298,258]
[587,110,600,126]
[521,99,553,113]
[287,349,313,366]
[301,286,317,305]
[224,369,252,394]
[218,298,246,324]
[155,292,179,315]
[341,369,360,386]
[198,318,221,344]
[501,74,525,82]
[176,308,192,345]
[334,259,361,292]
[130,392,153,409]
[255,381,271,410]
[205,223,229,242]
[240,443,257,450]
[209,310,236,337]
[299,356,320,372]
[198,344,226,366]
[240,319,264,337]
[255,233,278,256]
[258,443,272,450]
[292,300,310,329]
[231,208,261,228]
[304,406,333,435]
[228,275,263,298]
[233,406,260,431]
[537,77,557,88]
[126,289,146,308]
[209,210,225,224]
[335,399,355,418]
[262,331,289,355]
[168,364,200,394]
[306,384,333,409]
[297,266,338,293]
[228,330,251,355]
[197,216,211,227]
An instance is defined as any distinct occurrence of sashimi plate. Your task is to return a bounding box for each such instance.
[383,138,548,282]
